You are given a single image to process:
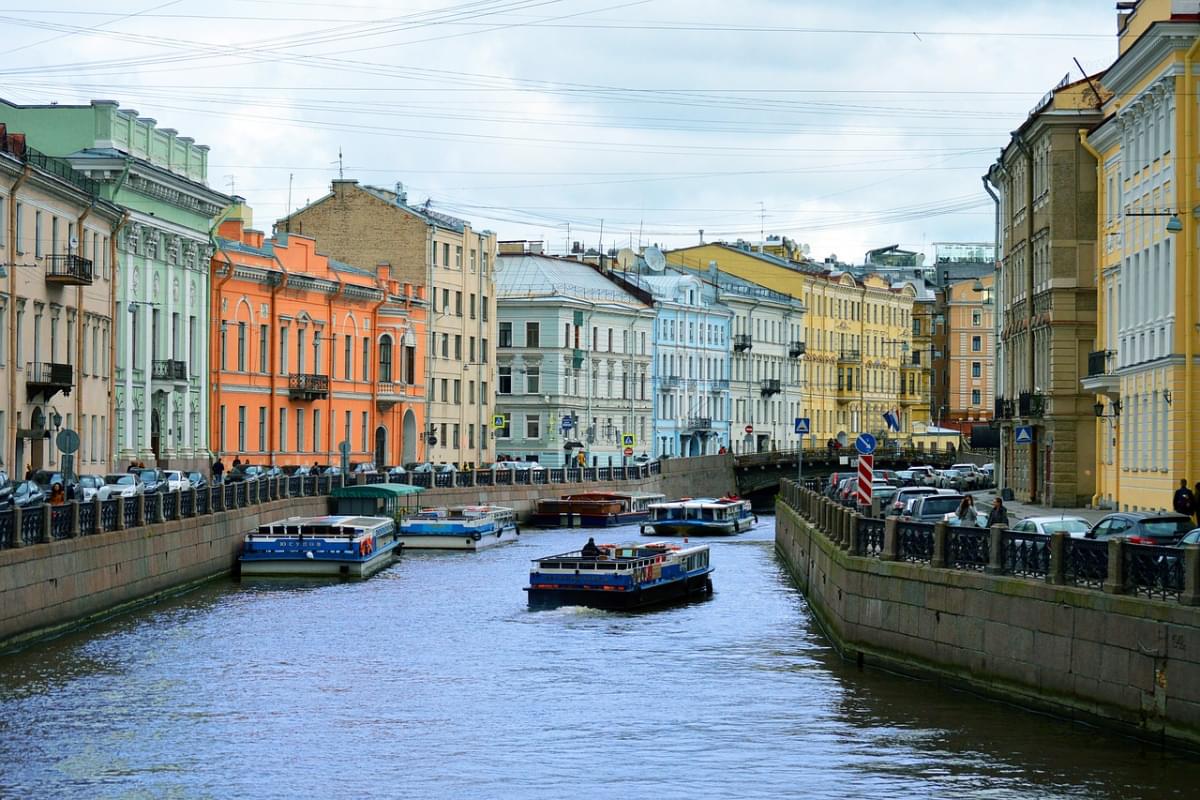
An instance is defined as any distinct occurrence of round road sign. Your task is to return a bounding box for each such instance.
[56,428,80,455]
[744,425,754,434]
[623,447,634,456]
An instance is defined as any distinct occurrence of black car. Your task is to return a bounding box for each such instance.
[1086,513,1194,545]
[137,468,168,494]
[0,480,48,509]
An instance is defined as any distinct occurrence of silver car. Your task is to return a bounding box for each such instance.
[1010,516,1092,538]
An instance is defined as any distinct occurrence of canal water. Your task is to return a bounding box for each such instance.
[1,519,1198,799]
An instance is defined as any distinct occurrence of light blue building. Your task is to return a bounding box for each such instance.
[618,259,733,458]
[495,244,655,466]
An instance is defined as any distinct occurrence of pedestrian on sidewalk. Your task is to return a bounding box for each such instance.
[1172,479,1195,520]
[212,457,225,484]
[1193,481,1200,525]
[955,495,978,526]
[986,496,1009,528]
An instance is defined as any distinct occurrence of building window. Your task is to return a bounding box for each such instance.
[258,325,268,373]
[497,415,511,438]
[455,291,462,316]
[499,365,512,394]
[361,411,369,453]
[443,243,450,267]
[280,327,289,373]
[526,365,540,394]
[971,361,981,378]
[296,408,305,452]
[219,322,227,371]
[971,335,982,352]
[258,407,266,452]
[526,322,540,348]
[34,210,42,257]
[379,335,393,382]
[453,379,461,404]
[441,333,449,359]
[452,423,460,448]
[313,409,321,454]
[455,246,462,268]
[440,378,448,402]
[237,322,247,371]
[344,334,352,380]
[454,335,462,360]
[404,345,415,384]
[971,389,981,405]
[468,424,475,449]
[972,309,982,327]
[525,414,540,439]
[470,294,476,319]
[499,322,512,348]
[362,337,370,380]
[481,296,489,321]
[14,203,22,253]
[279,408,288,452]
[219,405,227,452]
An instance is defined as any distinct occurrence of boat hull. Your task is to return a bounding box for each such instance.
[643,517,755,536]
[530,511,650,528]
[526,570,713,611]
[239,542,401,578]
[398,526,519,551]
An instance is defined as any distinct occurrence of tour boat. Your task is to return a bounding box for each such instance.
[642,496,757,536]
[239,515,400,578]
[398,505,519,550]
[530,491,666,528]
[525,541,714,610]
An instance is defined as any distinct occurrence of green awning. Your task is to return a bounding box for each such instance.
[331,483,426,499]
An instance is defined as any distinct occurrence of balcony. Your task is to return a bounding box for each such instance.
[733,334,753,352]
[994,396,1014,420]
[1018,391,1045,418]
[710,378,730,391]
[661,375,681,389]
[45,254,94,286]
[571,349,585,369]
[377,380,404,411]
[760,378,781,397]
[1081,349,1119,397]
[288,373,330,400]
[26,362,72,401]
[686,416,713,431]
[788,341,806,358]
[838,349,861,364]
[836,382,856,404]
[151,359,188,383]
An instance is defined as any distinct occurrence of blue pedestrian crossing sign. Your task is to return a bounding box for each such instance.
[1015,426,1033,445]
[492,414,507,429]
[561,415,574,430]
[794,417,810,435]
[622,433,636,447]
[854,433,877,456]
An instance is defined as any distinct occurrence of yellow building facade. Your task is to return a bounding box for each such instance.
[666,244,923,447]
[1083,6,1200,511]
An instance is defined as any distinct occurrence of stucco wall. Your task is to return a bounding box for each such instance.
[775,498,1200,749]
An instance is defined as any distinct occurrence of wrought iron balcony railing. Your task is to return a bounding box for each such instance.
[1087,350,1114,377]
[733,334,753,352]
[838,349,861,363]
[788,341,806,358]
[687,417,713,430]
[151,359,188,381]
[760,378,781,396]
[288,373,330,400]
[45,254,94,286]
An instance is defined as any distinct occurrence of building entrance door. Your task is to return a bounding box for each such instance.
[374,426,387,468]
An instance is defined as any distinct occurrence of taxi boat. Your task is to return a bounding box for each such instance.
[398,505,519,550]
[239,515,400,578]
[525,541,713,610]
[530,491,666,528]
[642,496,756,536]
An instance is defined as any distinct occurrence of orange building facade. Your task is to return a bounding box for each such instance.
[210,209,427,469]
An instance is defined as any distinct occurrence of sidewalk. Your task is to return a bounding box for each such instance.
[965,489,1108,524]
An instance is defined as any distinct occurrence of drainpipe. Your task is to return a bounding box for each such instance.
[7,163,30,476]
[104,158,133,471]
[267,259,288,464]
[1183,38,1200,490]
[982,173,1004,495]
[326,280,347,463]
[1013,133,1038,502]
[213,251,237,458]
[365,283,385,464]
[423,227,434,463]
[1079,129,1105,509]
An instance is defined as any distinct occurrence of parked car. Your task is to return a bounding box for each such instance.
[633,453,651,465]
[381,465,406,478]
[98,474,144,502]
[857,482,898,511]
[826,472,858,498]
[908,493,967,523]
[950,463,983,489]
[1086,513,1194,545]
[160,470,189,493]
[0,480,48,509]
[1010,516,1092,538]
[889,486,940,516]
[893,470,920,487]
[978,463,996,487]
[186,471,208,490]
[836,476,858,506]
[137,468,168,494]
[908,466,938,486]
[351,463,378,475]
[945,508,989,528]
[76,474,106,502]
[1180,529,1200,546]
[936,469,970,491]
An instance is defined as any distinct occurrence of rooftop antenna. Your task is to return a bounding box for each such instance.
[1073,56,1104,110]
[759,201,765,253]
[638,219,644,249]
[286,173,293,214]
[598,218,605,271]
[224,174,235,194]
[336,148,344,180]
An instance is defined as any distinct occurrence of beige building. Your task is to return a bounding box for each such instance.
[280,180,497,467]
[988,75,1103,506]
[944,276,997,431]
[0,126,122,478]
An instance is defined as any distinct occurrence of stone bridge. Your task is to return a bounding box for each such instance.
[734,447,960,501]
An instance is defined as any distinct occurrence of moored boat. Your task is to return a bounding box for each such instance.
[398,505,519,550]
[642,496,756,536]
[239,515,400,578]
[525,541,713,610]
[531,491,666,528]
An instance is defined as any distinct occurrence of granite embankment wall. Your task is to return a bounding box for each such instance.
[775,484,1200,750]
[0,455,734,651]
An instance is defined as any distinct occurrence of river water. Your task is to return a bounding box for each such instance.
[1,518,1197,799]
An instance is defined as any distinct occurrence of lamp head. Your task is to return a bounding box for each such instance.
[1166,216,1183,234]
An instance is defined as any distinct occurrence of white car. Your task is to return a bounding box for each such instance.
[1010,516,1092,538]
[97,473,144,501]
[76,474,106,502]
[162,470,189,493]
[951,463,984,489]
[908,466,938,486]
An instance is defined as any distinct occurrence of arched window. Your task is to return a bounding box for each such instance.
[379,335,394,383]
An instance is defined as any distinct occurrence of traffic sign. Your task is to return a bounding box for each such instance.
[1015,426,1033,445]
[338,440,351,456]
[623,446,634,456]
[492,414,506,429]
[857,454,875,506]
[744,425,754,434]
[561,415,574,430]
[56,428,80,455]
[854,432,877,456]
[794,417,810,435]
[622,433,636,447]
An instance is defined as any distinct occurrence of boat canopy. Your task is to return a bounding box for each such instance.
[331,483,425,517]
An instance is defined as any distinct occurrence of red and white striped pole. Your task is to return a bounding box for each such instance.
[857,454,874,507]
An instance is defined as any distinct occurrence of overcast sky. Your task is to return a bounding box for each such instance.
[0,0,1118,264]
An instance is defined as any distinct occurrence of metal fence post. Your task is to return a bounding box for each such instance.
[1103,538,1125,594]
[114,497,125,531]
[1047,532,1067,585]
[985,525,1005,574]
[1182,545,1200,606]
[881,516,899,561]
[280,476,289,499]
[10,507,22,547]
[848,513,861,554]
[931,521,948,569]
[69,500,80,538]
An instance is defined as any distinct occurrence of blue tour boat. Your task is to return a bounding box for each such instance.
[398,505,519,550]
[525,541,713,610]
[530,491,666,528]
[642,496,756,536]
[239,515,400,578]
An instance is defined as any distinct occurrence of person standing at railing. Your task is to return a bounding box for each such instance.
[212,458,225,484]
[1173,479,1195,521]
[48,483,65,506]
[985,497,1009,528]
